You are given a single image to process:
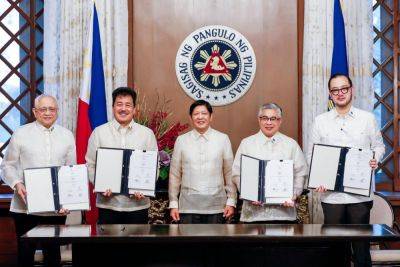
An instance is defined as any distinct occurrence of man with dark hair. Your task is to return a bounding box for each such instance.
[86,87,157,224]
[308,74,385,267]
[189,99,213,116]
[328,73,353,89]
[169,100,236,223]
[112,87,137,106]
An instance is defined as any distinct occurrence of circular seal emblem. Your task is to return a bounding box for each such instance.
[175,25,257,106]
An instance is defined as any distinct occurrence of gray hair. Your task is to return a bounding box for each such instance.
[34,94,58,108]
[257,103,283,118]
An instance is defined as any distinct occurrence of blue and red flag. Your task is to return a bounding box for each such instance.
[329,0,349,110]
[76,4,107,225]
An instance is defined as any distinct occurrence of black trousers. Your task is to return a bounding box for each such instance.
[97,208,149,224]
[180,213,225,224]
[12,212,66,267]
[322,201,373,267]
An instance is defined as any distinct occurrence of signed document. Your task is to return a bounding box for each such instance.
[308,144,373,197]
[342,148,373,190]
[128,150,158,197]
[24,165,90,213]
[58,164,90,210]
[264,160,293,204]
[240,155,294,204]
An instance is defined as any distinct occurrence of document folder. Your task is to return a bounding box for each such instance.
[24,164,90,213]
[94,147,158,197]
[308,144,374,197]
[240,154,293,204]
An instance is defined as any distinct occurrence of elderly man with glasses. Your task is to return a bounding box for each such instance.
[232,102,307,223]
[308,74,385,267]
[0,95,75,267]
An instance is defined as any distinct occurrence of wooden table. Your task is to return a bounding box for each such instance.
[22,224,400,267]
[0,193,12,210]
[0,193,16,266]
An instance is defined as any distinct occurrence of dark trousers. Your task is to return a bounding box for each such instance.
[98,208,149,224]
[12,212,66,267]
[180,213,225,224]
[322,201,373,267]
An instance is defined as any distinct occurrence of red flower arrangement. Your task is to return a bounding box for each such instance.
[136,91,188,180]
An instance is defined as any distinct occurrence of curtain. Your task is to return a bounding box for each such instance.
[43,0,128,133]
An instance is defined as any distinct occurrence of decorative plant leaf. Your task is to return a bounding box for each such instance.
[159,167,169,180]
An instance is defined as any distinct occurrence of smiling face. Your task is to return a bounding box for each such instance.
[33,96,58,128]
[112,94,136,126]
[258,108,282,138]
[329,75,353,108]
[190,105,212,134]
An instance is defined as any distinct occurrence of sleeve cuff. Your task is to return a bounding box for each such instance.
[169,200,178,209]
[226,198,236,208]
[11,180,23,190]
[294,187,303,197]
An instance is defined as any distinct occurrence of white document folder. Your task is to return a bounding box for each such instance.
[58,165,90,211]
[128,150,158,197]
[24,168,55,213]
[94,147,159,196]
[308,145,341,190]
[24,164,90,213]
[94,148,124,193]
[342,148,374,190]
[240,155,293,204]
[308,144,373,197]
[264,160,293,204]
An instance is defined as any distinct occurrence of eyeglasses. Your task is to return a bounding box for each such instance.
[35,107,58,114]
[259,116,280,122]
[329,86,351,96]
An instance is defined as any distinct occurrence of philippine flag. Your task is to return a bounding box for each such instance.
[328,0,349,110]
[76,3,107,225]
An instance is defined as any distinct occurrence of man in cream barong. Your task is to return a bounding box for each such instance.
[169,100,236,223]
[1,95,75,267]
[232,103,307,223]
[86,87,158,224]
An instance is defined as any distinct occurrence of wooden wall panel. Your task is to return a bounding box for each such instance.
[129,0,300,150]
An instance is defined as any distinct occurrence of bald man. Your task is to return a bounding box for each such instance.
[0,95,76,267]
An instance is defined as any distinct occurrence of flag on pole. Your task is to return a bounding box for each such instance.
[329,0,349,110]
[76,3,107,225]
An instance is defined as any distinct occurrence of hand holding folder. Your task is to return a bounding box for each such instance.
[102,189,113,197]
[94,147,159,197]
[251,197,295,207]
[130,192,145,200]
[100,186,146,200]
[15,182,27,204]
[308,144,374,197]
[24,164,90,214]
[240,155,294,204]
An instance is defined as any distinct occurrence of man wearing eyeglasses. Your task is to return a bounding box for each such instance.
[0,95,75,267]
[232,103,307,223]
[307,74,385,267]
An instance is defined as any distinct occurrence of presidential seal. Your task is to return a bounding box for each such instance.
[175,25,256,106]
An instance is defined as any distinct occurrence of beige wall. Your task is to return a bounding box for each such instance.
[129,0,300,151]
